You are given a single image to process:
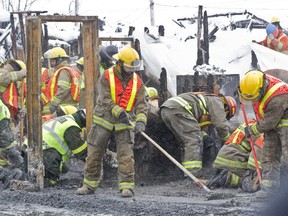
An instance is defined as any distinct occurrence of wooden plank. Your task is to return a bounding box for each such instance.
[26,16,44,189]
[39,15,96,22]
[82,17,98,133]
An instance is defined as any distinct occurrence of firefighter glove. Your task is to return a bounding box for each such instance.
[134,121,145,134]
[268,34,275,41]
[244,126,252,139]
[118,111,130,125]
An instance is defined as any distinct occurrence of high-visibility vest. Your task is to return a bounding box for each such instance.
[0,99,11,121]
[167,93,211,128]
[225,119,264,149]
[2,83,18,116]
[46,66,81,103]
[104,67,142,111]
[41,68,51,105]
[42,115,87,162]
[253,75,288,120]
[225,120,256,145]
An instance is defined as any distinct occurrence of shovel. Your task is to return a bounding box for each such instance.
[138,128,212,193]
[132,121,239,199]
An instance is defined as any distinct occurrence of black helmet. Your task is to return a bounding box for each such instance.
[100,45,118,63]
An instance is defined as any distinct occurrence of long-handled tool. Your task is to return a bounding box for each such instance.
[240,100,262,185]
[131,121,211,192]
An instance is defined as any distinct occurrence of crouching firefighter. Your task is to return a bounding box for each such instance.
[42,109,87,186]
[207,119,263,192]
[0,99,24,188]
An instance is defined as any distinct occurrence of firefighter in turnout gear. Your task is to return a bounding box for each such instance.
[207,119,263,192]
[43,47,81,114]
[239,70,288,198]
[76,46,147,198]
[0,99,24,188]
[0,59,26,118]
[42,109,87,186]
[253,23,288,55]
[160,92,236,178]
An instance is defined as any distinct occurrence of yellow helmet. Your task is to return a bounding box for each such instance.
[60,105,78,115]
[6,59,26,70]
[76,57,84,66]
[146,87,159,100]
[239,70,264,100]
[44,47,69,59]
[271,17,280,23]
[113,46,140,68]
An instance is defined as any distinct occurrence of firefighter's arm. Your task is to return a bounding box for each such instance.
[209,97,230,141]
[64,127,87,161]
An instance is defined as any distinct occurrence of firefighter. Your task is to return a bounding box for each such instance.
[42,109,87,186]
[0,59,26,119]
[41,56,55,115]
[159,92,236,178]
[270,17,288,35]
[41,105,78,123]
[253,23,288,55]
[207,119,263,192]
[238,70,288,198]
[43,47,81,114]
[76,46,147,198]
[146,86,159,109]
[0,99,24,188]
[99,45,118,75]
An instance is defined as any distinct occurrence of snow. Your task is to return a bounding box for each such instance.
[2,0,288,95]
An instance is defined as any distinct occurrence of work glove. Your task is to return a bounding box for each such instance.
[244,126,252,139]
[118,111,131,125]
[268,34,275,41]
[134,121,146,134]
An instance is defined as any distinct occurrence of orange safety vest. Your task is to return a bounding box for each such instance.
[41,68,51,105]
[225,119,264,148]
[253,75,288,121]
[42,114,53,123]
[2,83,18,116]
[104,67,142,111]
[46,66,81,103]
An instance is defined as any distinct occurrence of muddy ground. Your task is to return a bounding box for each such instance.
[0,158,269,216]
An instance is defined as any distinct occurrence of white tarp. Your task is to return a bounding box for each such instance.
[250,42,288,71]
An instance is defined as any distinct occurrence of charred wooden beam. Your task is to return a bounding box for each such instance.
[10,13,18,59]
[196,5,203,66]
[159,68,168,107]
[26,16,44,190]
[203,11,209,65]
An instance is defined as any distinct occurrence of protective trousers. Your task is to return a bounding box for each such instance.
[161,107,203,176]
[84,123,135,190]
[214,143,249,177]
[261,126,288,190]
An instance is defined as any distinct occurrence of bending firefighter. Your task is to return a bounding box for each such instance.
[207,119,263,192]
[42,109,87,186]
[160,92,236,178]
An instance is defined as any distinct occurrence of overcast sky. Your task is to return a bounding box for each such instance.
[29,0,288,26]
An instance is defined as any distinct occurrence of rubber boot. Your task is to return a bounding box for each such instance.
[121,189,134,198]
[76,184,94,195]
[207,169,228,189]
